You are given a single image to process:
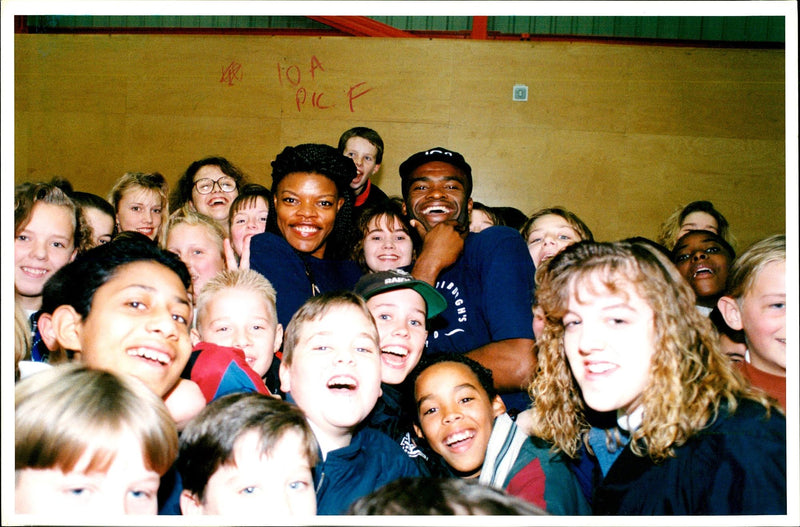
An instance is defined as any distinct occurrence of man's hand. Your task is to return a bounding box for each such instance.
[410,219,466,285]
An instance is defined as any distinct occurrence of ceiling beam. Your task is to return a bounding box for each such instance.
[471,16,488,40]
[307,16,418,38]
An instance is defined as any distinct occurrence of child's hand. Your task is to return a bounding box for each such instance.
[224,237,251,270]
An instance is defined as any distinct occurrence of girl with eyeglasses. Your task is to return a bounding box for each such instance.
[169,156,247,236]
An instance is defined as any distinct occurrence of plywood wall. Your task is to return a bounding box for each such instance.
[14,34,785,249]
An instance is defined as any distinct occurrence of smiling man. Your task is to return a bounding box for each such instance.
[398,147,536,412]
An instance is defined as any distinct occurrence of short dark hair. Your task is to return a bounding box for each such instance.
[229,183,273,233]
[177,393,318,501]
[170,156,247,212]
[409,353,497,425]
[348,477,546,515]
[471,202,501,227]
[42,235,191,319]
[352,199,420,271]
[338,127,384,164]
[70,190,116,219]
[269,144,358,260]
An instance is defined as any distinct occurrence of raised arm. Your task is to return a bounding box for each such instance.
[467,338,537,392]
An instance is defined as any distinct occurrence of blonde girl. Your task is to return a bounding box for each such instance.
[108,171,169,242]
[529,240,785,515]
[164,209,226,301]
[656,200,735,251]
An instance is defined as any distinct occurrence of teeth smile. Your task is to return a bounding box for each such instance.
[21,267,48,276]
[381,346,408,358]
[693,267,713,277]
[445,430,475,446]
[127,347,171,364]
[295,225,319,234]
[422,206,451,215]
[587,363,615,374]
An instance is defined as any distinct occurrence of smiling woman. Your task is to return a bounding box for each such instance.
[248,144,362,328]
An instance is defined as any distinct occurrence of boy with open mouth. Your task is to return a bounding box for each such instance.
[278,291,421,514]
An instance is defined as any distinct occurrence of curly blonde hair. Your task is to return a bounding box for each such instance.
[528,240,775,463]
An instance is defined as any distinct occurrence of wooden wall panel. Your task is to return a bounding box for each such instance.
[13,34,785,249]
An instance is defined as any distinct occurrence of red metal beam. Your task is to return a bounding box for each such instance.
[307,16,418,38]
[471,16,488,40]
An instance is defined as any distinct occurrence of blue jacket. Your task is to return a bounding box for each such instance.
[249,232,362,328]
[592,399,786,515]
[314,426,422,515]
[424,226,535,412]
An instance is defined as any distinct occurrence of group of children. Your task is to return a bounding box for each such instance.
[14,126,788,518]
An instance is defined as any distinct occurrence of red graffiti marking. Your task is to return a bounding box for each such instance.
[279,57,372,113]
[309,55,325,79]
[296,88,334,112]
[347,82,373,112]
[220,61,243,86]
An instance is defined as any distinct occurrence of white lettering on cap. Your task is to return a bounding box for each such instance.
[384,276,412,285]
[425,149,452,156]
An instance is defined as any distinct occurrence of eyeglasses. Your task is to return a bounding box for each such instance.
[194,176,237,195]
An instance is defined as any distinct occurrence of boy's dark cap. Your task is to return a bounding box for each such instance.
[399,147,472,181]
[354,269,447,319]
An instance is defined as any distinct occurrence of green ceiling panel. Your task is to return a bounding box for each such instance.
[21,15,785,44]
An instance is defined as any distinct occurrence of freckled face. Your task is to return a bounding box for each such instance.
[274,172,343,259]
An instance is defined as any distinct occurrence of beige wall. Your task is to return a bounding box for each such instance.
[14,34,785,249]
